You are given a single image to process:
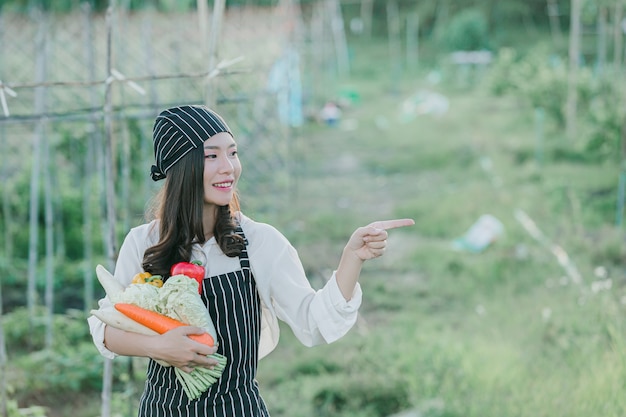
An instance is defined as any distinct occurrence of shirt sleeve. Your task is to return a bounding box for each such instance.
[87,298,116,360]
[248,221,362,347]
[87,224,153,359]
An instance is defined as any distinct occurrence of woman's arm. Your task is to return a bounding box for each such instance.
[246,216,414,348]
[103,325,218,374]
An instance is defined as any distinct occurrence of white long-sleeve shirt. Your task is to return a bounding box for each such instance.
[88,213,362,360]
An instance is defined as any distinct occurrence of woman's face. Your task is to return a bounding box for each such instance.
[202,132,241,207]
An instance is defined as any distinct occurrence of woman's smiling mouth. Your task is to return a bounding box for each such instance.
[213,181,233,189]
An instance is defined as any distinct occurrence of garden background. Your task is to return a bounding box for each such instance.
[1,0,625,416]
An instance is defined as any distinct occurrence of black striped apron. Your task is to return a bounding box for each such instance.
[138,228,270,417]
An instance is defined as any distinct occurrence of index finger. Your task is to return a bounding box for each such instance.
[369,218,415,230]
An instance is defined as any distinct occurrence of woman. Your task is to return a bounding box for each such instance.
[88,104,414,416]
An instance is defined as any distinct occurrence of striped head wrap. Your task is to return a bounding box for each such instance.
[150,105,232,181]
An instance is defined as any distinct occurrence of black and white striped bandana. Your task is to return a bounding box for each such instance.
[150,105,232,181]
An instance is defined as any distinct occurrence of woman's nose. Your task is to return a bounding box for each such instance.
[218,155,234,173]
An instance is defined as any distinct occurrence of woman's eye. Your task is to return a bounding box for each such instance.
[230,150,238,157]
[205,154,217,159]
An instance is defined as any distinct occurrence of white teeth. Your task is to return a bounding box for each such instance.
[214,182,232,188]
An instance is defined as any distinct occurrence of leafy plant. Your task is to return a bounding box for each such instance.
[5,399,47,417]
[584,74,625,162]
[15,342,117,394]
[3,307,91,353]
[440,8,490,51]
[312,376,410,417]
[487,44,596,129]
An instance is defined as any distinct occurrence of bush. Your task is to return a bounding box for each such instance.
[585,74,625,162]
[486,45,595,128]
[440,8,490,51]
[16,342,107,393]
[312,376,410,417]
[3,307,91,353]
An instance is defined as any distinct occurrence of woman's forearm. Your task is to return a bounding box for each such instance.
[104,325,157,358]
[335,248,364,301]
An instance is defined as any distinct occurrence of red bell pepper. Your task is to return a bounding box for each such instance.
[170,260,205,294]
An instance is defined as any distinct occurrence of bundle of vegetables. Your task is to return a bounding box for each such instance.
[91,264,227,400]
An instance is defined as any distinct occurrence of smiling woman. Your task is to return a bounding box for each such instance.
[87,104,414,417]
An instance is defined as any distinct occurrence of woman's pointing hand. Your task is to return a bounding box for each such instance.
[346,218,415,261]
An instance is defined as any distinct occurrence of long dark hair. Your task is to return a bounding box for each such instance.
[142,147,245,278]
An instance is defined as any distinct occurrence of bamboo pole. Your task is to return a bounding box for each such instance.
[566,0,582,140]
[360,0,373,38]
[547,0,562,44]
[328,0,350,77]
[27,9,48,339]
[0,18,6,417]
[614,2,623,69]
[309,1,327,102]
[206,0,226,107]
[100,4,117,417]
[0,14,11,266]
[597,6,607,75]
[116,4,137,412]
[387,0,401,92]
[81,2,97,314]
[0,276,6,417]
[142,12,159,204]
[103,4,118,297]
[406,13,419,73]
[114,3,132,234]
[198,0,210,68]
[616,169,625,226]
[43,120,54,350]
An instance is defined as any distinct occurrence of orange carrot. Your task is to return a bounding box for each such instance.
[114,303,214,347]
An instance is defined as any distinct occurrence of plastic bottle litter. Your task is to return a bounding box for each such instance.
[452,214,504,253]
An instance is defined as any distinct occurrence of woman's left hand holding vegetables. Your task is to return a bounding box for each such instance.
[149,326,220,374]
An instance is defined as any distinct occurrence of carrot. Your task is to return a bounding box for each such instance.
[114,303,215,347]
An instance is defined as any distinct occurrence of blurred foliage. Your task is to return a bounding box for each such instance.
[3,307,91,352]
[3,306,131,406]
[16,342,107,393]
[0,0,321,13]
[485,45,624,162]
[5,400,47,417]
[312,377,410,417]
[439,8,490,51]
[0,0,576,40]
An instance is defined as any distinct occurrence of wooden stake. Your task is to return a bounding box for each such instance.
[27,9,47,343]
[597,6,607,75]
[328,0,350,77]
[406,13,419,72]
[360,0,373,38]
[0,275,6,417]
[614,3,623,68]
[206,0,226,107]
[566,0,581,140]
[100,5,117,417]
[546,0,562,44]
